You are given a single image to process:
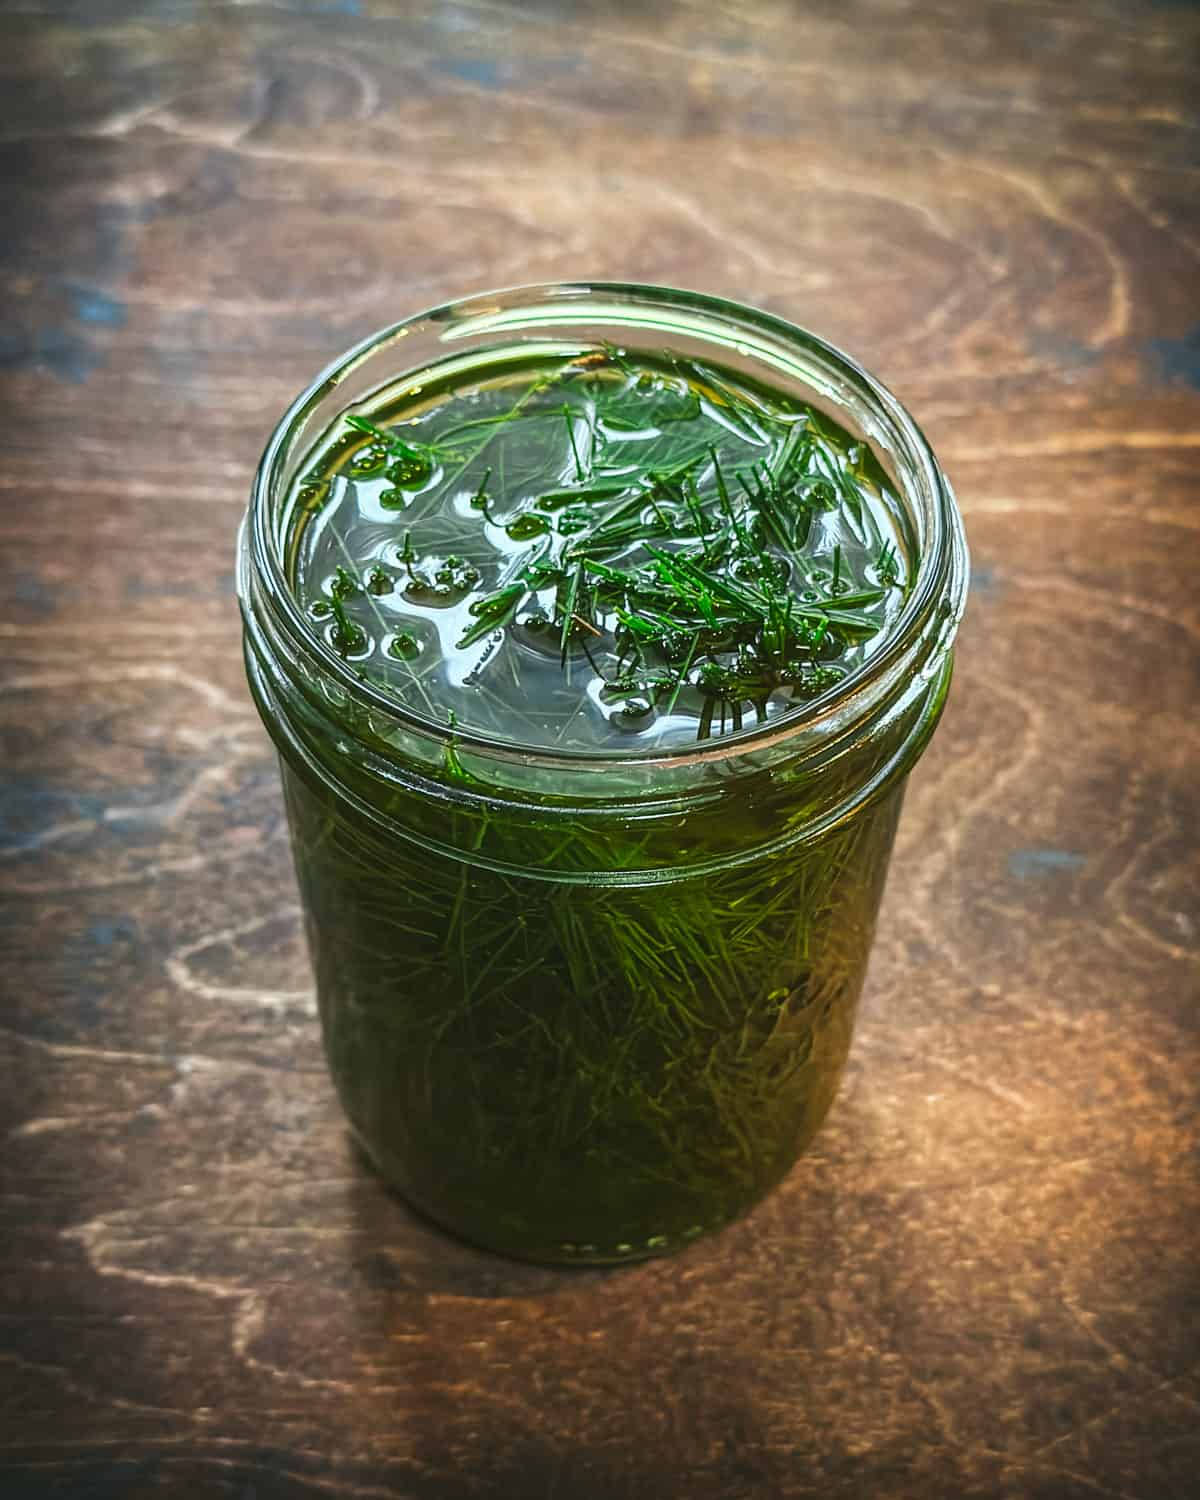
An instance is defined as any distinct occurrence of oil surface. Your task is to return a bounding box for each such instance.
[287,347,911,751]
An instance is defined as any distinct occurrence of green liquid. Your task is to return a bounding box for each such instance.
[279,759,906,1261]
[287,347,911,751]
[267,345,926,1263]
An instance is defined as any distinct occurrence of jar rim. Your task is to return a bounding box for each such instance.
[246,280,967,771]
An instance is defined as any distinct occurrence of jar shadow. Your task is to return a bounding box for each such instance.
[344,1132,631,1300]
[334,1123,891,1500]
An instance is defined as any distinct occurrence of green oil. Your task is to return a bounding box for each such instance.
[268,343,923,1263]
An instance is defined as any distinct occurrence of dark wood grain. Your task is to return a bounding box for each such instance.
[2,2,1197,1496]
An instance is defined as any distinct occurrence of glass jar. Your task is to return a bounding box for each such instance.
[237,283,968,1265]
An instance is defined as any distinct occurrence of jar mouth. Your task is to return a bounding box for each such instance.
[245,280,967,771]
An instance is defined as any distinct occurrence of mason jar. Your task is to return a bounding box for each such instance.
[237,283,968,1265]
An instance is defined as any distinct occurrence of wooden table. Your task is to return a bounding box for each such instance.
[2,3,1197,1496]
